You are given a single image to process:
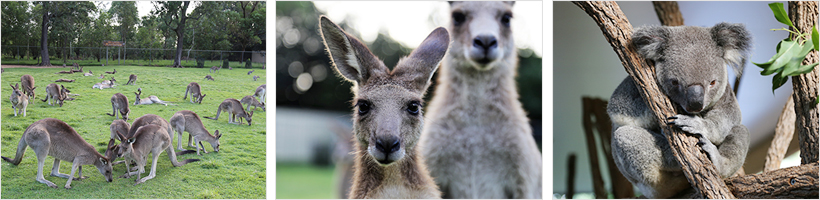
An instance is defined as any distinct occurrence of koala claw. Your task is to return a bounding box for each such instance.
[667,114,707,135]
[698,136,720,163]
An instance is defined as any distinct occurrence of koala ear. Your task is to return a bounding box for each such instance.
[631,26,669,61]
[711,22,752,77]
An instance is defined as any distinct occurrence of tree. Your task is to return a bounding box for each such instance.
[153,1,196,68]
[2,1,33,59]
[135,15,162,63]
[228,1,265,64]
[34,1,94,66]
[189,1,231,60]
[109,1,139,60]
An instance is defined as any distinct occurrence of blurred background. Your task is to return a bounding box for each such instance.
[275,1,543,199]
[554,1,803,198]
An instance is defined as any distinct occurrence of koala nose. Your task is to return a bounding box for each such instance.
[473,35,498,51]
[686,85,704,113]
[375,136,401,156]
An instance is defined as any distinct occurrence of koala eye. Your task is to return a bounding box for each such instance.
[356,100,371,115]
[406,101,421,115]
[452,12,466,26]
[501,13,512,27]
[710,80,716,87]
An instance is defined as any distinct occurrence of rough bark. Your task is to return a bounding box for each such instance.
[567,154,577,199]
[172,1,191,68]
[581,97,607,199]
[573,1,735,198]
[39,1,52,66]
[765,95,797,172]
[725,162,819,198]
[652,1,684,26]
[788,1,820,165]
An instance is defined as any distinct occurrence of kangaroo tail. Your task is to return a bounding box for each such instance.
[176,150,197,155]
[41,97,48,102]
[183,87,189,100]
[203,108,221,120]
[166,146,200,167]
[1,136,28,165]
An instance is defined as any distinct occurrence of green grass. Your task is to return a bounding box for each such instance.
[276,163,336,199]
[1,57,266,69]
[1,66,266,198]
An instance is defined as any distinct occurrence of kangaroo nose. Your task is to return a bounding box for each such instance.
[473,35,498,51]
[375,136,401,155]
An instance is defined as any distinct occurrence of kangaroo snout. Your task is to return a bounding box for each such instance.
[473,34,498,53]
[369,135,403,165]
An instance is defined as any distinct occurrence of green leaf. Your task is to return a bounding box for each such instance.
[812,26,819,51]
[771,72,789,92]
[786,62,819,76]
[756,40,803,76]
[768,3,794,27]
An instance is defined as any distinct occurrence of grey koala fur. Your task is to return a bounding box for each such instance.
[607,22,751,198]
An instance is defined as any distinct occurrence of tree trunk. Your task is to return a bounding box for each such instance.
[173,1,191,68]
[652,1,684,26]
[765,95,796,172]
[573,1,735,198]
[39,2,52,66]
[725,162,819,198]
[788,1,819,165]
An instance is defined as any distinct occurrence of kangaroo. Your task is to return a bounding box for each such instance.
[21,74,36,99]
[92,82,115,89]
[127,114,175,143]
[247,70,254,75]
[55,70,74,74]
[110,119,131,141]
[240,95,265,112]
[183,82,206,104]
[126,74,137,85]
[9,83,29,117]
[114,124,200,185]
[209,66,221,73]
[70,65,83,73]
[203,98,253,126]
[41,83,69,107]
[98,74,105,79]
[105,69,117,74]
[254,84,266,103]
[102,77,117,85]
[204,75,215,81]
[1,118,114,189]
[319,16,447,198]
[419,2,542,198]
[170,110,221,155]
[107,93,130,120]
[54,78,75,82]
[83,70,93,76]
[252,75,259,81]
[134,88,170,106]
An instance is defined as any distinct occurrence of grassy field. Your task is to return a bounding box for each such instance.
[276,163,336,199]
[1,65,266,198]
[0,57,266,69]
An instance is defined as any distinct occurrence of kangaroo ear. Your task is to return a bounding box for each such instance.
[215,130,221,138]
[319,15,387,84]
[392,27,450,92]
[127,138,136,144]
[99,157,108,165]
[116,131,126,142]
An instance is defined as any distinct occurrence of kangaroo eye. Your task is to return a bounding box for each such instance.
[501,13,512,27]
[452,12,466,26]
[406,101,421,115]
[356,101,371,115]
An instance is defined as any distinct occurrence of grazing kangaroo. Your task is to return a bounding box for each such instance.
[254,84,266,103]
[54,78,75,82]
[419,2,542,198]
[110,119,131,141]
[2,118,114,189]
[210,66,221,73]
[127,114,175,143]
[203,98,253,126]
[134,88,170,106]
[107,93,130,120]
[114,124,200,185]
[253,75,259,81]
[105,69,117,74]
[320,16,447,198]
[183,82,206,104]
[126,74,137,85]
[247,70,254,75]
[83,70,93,76]
[170,110,221,155]
[9,83,29,117]
[240,95,265,112]
[41,83,69,107]
[21,74,37,99]
[204,75,215,81]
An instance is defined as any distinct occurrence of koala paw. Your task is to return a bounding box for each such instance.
[697,136,721,165]
[667,115,708,136]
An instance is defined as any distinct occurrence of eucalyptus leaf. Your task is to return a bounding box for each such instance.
[768,3,793,27]
[771,72,788,92]
[756,40,803,75]
[754,40,788,67]
[786,62,819,76]
[812,26,819,51]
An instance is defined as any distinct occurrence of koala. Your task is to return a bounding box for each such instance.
[607,22,751,198]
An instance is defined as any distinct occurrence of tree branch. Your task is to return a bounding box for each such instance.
[788,1,819,165]
[765,95,796,172]
[652,1,684,26]
[725,162,819,198]
[573,1,735,198]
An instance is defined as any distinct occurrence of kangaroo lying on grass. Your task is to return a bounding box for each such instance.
[419,2,542,198]
[134,88,171,106]
[183,82,206,104]
[114,124,199,185]
[10,83,29,117]
[41,83,70,107]
[21,74,36,99]
[204,98,253,126]
[107,93,130,120]
[170,110,221,155]
[83,70,93,76]
[240,95,265,112]
[54,78,75,82]
[105,69,117,74]
[55,70,74,74]
[320,16,447,198]
[2,118,114,189]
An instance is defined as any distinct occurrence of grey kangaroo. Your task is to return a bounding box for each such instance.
[204,98,253,126]
[170,110,221,155]
[183,82,206,104]
[114,124,199,185]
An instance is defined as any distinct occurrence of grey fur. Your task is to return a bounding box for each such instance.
[608,22,751,198]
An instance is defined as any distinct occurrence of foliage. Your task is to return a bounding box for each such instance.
[197,57,205,68]
[227,2,266,56]
[1,66,266,198]
[1,58,266,69]
[109,1,139,47]
[223,59,230,68]
[1,1,33,57]
[245,58,252,69]
[754,2,820,92]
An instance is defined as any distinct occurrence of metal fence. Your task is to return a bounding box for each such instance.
[1,45,266,66]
